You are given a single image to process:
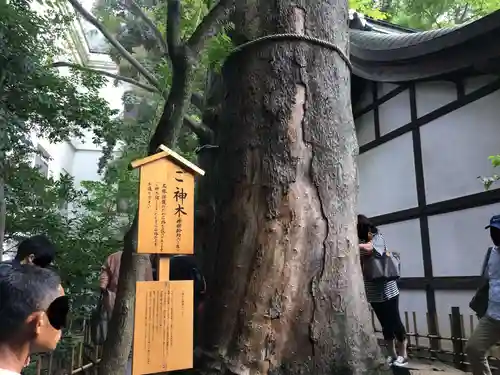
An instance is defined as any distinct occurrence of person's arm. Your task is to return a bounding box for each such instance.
[359,242,373,256]
[99,257,111,292]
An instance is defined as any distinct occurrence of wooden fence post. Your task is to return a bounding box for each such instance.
[450,306,466,371]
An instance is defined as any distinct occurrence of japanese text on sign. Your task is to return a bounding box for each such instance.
[174,170,188,250]
[136,157,195,254]
[132,281,194,374]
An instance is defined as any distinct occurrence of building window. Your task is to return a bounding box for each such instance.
[34,146,50,178]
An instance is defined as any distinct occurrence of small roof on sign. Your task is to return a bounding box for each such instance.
[130,144,205,176]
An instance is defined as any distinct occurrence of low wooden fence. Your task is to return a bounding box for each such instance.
[371,306,499,372]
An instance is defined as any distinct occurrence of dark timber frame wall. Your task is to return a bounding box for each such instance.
[355,77,500,330]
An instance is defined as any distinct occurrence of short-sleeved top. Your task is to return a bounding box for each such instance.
[363,232,399,303]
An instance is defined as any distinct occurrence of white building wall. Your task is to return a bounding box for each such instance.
[421,88,500,204]
[71,150,104,186]
[358,132,418,217]
[32,135,76,177]
[378,85,410,136]
[355,75,500,348]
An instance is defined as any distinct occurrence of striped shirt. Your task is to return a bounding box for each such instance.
[363,232,399,303]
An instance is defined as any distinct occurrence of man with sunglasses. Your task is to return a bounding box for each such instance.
[11,235,56,268]
[0,263,68,375]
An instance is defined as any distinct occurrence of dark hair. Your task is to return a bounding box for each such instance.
[357,214,378,242]
[0,264,61,341]
[169,256,206,297]
[15,235,56,266]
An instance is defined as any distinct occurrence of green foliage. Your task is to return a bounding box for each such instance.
[88,0,229,171]
[479,155,500,190]
[5,166,116,313]
[349,0,388,19]
[1,0,120,153]
[348,0,500,29]
[380,0,500,29]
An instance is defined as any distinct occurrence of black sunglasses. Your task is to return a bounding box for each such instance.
[45,295,70,330]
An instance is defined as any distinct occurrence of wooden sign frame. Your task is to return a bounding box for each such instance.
[131,146,205,255]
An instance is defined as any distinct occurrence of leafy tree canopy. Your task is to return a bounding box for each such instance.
[0,0,124,311]
[1,0,120,159]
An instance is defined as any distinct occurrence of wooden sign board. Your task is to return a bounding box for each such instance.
[131,146,204,255]
[132,280,194,375]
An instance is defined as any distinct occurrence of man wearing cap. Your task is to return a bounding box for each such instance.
[466,215,500,375]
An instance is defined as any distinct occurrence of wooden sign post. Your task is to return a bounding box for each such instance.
[130,144,205,375]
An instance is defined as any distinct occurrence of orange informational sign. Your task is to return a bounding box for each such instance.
[132,280,194,375]
[131,146,203,374]
[131,145,204,255]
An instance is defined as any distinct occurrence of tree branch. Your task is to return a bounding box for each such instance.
[147,0,198,152]
[52,63,210,132]
[51,62,160,94]
[191,92,205,110]
[120,0,168,55]
[457,4,470,24]
[167,0,182,61]
[68,0,207,116]
[183,116,214,143]
[148,51,192,153]
[68,0,162,90]
[187,0,235,57]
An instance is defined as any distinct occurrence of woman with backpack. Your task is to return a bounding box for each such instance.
[358,214,408,367]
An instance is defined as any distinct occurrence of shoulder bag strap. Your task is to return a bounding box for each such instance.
[481,247,493,277]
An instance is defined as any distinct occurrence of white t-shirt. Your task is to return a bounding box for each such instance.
[0,369,20,375]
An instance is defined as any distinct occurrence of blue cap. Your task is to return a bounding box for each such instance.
[486,215,500,230]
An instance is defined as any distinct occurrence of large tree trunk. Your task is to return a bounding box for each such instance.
[199,1,387,374]
[196,70,224,285]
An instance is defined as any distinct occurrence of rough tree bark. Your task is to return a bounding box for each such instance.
[198,1,387,374]
[195,70,223,282]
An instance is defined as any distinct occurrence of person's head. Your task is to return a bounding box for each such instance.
[15,235,56,268]
[357,214,378,242]
[486,215,500,246]
[170,255,206,300]
[0,264,68,371]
